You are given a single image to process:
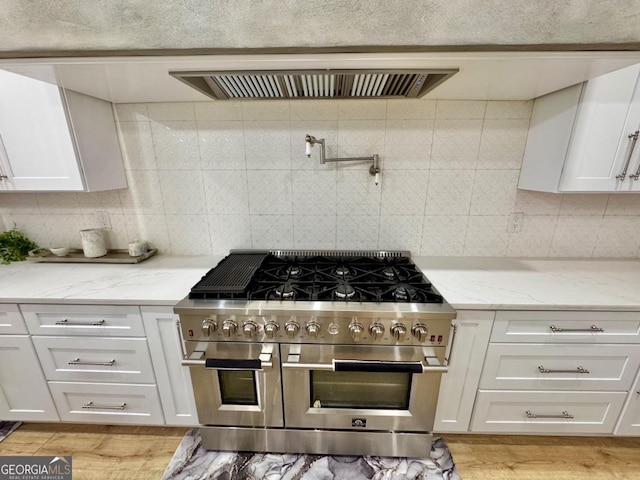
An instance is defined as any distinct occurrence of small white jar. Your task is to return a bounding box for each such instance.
[80,229,107,258]
[128,239,147,257]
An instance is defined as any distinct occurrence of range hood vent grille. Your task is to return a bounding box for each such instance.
[170,69,458,100]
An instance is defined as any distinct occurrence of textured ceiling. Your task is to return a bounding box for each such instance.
[1,0,640,56]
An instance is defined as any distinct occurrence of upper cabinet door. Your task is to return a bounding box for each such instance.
[0,70,127,192]
[561,64,640,192]
[0,70,84,191]
[519,63,640,193]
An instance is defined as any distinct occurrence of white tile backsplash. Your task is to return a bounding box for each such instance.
[158,170,206,215]
[3,98,640,258]
[477,118,529,170]
[151,121,201,170]
[293,214,337,249]
[202,170,250,215]
[430,119,482,170]
[247,170,293,215]
[464,215,510,256]
[380,170,429,216]
[470,170,519,215]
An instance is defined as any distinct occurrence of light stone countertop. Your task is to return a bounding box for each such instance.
[415,257,640,311]
[0,255,222,306]
[0,254,639,311]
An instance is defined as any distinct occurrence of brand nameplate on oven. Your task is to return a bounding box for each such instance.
[352,418,367,428]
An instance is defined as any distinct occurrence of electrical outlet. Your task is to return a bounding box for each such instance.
[508,212,524,233]
[96,211,111,230]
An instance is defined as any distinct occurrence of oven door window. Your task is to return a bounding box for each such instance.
[218,370,258,405]
[310,371,411,409]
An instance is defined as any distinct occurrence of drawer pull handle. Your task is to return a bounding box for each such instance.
[68,358,116,367]
[549,325,603,333]
[55,319,106,326]
[525,410,573,419]
[82,401,127,411]
[538,365,590,374]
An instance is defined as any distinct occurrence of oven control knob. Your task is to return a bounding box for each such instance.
[349,323,364,342]
[285,322,300,338]
[305,322,320,338]
[222,319,237,337]
[201,317,217,336]
[391,324,407,341]
[369,323,385,341]
[264,322,279,338]
[243,321,258,339]
[412,324,428,342]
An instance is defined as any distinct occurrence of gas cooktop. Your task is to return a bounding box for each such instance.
[189,250,443,304]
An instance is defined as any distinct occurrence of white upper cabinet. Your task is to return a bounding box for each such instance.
[519,63,640,193]
[0,70,127,192]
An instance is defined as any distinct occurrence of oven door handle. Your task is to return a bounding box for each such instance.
[182,352,272,370]
[282,357,447,374]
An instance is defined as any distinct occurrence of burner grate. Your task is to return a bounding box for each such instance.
[190,251,443,303]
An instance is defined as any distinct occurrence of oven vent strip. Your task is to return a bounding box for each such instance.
[269,250,410,258]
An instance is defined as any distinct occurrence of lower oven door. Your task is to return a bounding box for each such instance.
[183,342,283,427]
[281,344,446,432]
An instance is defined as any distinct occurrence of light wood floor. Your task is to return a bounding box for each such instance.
[2,424,640,479]
[0,423,188,480]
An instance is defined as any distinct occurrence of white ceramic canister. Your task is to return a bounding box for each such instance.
[80,229,107,258]
[128,239,147,257]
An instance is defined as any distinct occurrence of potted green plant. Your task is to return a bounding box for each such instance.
[0,227,38,264]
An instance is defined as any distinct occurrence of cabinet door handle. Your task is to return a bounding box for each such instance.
[525,410,573,419]
[538,365,590,374]
[82,401,126,411]
[631,132,640,179]
[444,322,458,366]
[68,358,116,367]
[549,324,604,333]
[0,133,10,180]
[616,130,640,181]
[55,318,106,326]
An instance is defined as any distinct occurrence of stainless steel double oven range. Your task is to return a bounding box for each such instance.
[174,250,457,457]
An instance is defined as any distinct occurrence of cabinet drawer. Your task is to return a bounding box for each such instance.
[0,305,27,334]
[21,305,145,337]
[49,381,164,425]
[471,390,626,434]
[479,343,640,391]
[492,311,640,344]
[33,336,156,383]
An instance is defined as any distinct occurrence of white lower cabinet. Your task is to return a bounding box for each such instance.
[21,304,146,337]
[141,306,198,426]
[21,303,167,426]
[479,343,640,391]
[472,310,640,436]
[0,305,28,334]
[32,336,156,384]
[616,369,640,435]
[0,335,59,421]
[471,390,626,434]
[48,381,164,425]
[433,311,494,433]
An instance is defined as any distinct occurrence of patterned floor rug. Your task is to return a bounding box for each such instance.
[0,421,21,443]
[162,429,460,480]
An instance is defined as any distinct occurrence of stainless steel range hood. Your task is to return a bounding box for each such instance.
[2,52,640,102]
[170,69,458,100]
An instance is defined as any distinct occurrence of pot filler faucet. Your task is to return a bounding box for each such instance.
[305,134,381,185]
